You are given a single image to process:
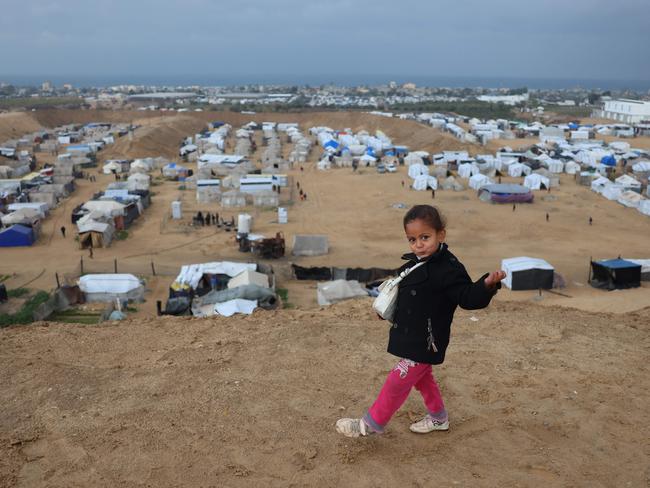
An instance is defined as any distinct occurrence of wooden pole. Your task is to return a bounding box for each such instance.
[114,258,118,273]
[55,272,60,288]
[80,256,84,275]
[151,261,156,276]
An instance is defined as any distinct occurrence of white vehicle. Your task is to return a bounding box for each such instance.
[386,162,397,173]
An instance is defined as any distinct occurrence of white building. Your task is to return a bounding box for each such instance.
[476,93,529,106]
[594,99,650,124]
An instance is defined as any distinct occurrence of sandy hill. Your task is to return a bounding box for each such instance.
[1,300,647,487]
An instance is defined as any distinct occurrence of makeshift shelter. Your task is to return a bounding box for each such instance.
[524,173,550,190]
[458,163,479,179]
[102,161,123,175]
[227,269,269,289]
[590,259,641,290]
[77,221,114,248]
[412,175,437,191]
[79,274,145,302]
[317,280,368,306]
[1,208,41,227]
[614,174,642,193]
[468,173,492,190]
[221,190,247,208]
[253,191,279,207]
[638,200,650,217]
[0,224,34,247]
[292,235,329,256]
[478,184,533,203]
[508,163,532,177]
[501,257,554,290]
[602,184,623,201]
[407,163,428,179]
[440,176,465,191]
[564,161,581,175]
[617,191,645,208]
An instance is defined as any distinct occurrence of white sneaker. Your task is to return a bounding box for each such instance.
[335,418,373,438]
[409,414,449,434]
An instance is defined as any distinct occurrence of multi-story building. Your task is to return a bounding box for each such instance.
[594,99,650,123]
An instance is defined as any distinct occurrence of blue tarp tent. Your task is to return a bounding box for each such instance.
[324,140,339,151]
[590,258,641,290]
[601,155,616,166]
[394,146,409,155]
[366,147,376,157]
[568,122,579,130]
[0,224,35,247]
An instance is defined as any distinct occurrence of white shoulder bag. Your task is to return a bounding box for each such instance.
[373,261,426,322]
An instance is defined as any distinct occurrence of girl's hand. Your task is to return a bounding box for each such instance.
[485,270,506,289]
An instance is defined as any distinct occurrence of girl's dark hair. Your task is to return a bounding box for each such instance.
[403,205,446,231]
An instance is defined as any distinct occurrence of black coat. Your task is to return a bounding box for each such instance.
[387,243,499,365]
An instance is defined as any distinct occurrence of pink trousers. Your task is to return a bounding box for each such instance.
[364,359,446,433]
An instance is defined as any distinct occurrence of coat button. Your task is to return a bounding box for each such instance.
[410,289,417,296]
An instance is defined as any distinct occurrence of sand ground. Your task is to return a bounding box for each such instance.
[1,109,649,487]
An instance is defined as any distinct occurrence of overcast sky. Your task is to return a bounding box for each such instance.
[1,0,649,85]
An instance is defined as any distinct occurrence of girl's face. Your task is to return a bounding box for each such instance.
[404,218,446,259]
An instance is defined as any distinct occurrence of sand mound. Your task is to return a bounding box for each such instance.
[1,300,647,487]
[0,112,43,142]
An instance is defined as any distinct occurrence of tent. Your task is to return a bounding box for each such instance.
[78,221,114,248]
[221,190,247,208]
[440,176,464,191]
[508,163,531,177]
[501,257,554,290]
[79,274,145,302]
[407,163,428,179]
[317,280,368,306]
[524,173,550,190]
[227,269,269,289]
[1,208,41,227]
[478,184,533,204]
[617,191,645,208]
[457,163,479,179]
[0,224,34,247]
[601,184,623,201]
[293,235,329,256]
[614,174,642,192]
[590,259,641,290]
[127,173,150,191]
[601,155,616,167]
[638,200,650,217]
[564,161,581,175]
[102,161,123,175]
[412,175,437,191]
[468,173,492,190]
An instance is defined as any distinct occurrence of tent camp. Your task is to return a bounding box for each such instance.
[614,174,642,193]
[638,200,650,217]
[590,259,641,290]
[0,224,34,247]
[478,184,534,203]
[293,235,329,256]
[78,274,145,302]
[412,175,437,191]
[617,191,645,208]
[501,257,554,290]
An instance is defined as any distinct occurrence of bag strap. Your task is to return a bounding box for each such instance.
[398,260,426,279]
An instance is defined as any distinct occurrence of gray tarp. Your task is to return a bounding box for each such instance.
[191,284,277,316]
[292,234,329,256]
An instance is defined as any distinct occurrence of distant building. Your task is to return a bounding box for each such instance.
[41,80,53,92]
[594,99,650,124]
[477,93,529,106]
[62,83,73,91]
[402,82,417,91]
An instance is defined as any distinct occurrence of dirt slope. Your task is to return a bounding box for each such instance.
[1,300,648,487]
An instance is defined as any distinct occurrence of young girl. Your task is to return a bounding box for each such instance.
[336,205,505,437]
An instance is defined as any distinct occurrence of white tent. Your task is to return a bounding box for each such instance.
[631,161,650,173]
[129,159,152,174]
[79,274,145,303]
[468,173,493,190]
[82,200,126,217]
[228,269,269,289]
[523,173,550,190]
[408,163,429,179]
[317,280,368,306]
[501,257,554,290]
[127,173,150,191]
[564,161,581,175]
[544,159,564,173]
[617,191,645,208]
[412,175,438,191]
[614,174,642,192]
[590,176,610,194]
[638,200,650,217]
[457,163,479,179]
[508,163,532,177]
[404,153,423,166]
[317,159,332,171]
[102,161,122,175]
[602,184,623,201]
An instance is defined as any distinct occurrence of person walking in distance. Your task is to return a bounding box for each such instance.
[60,226,66,238]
